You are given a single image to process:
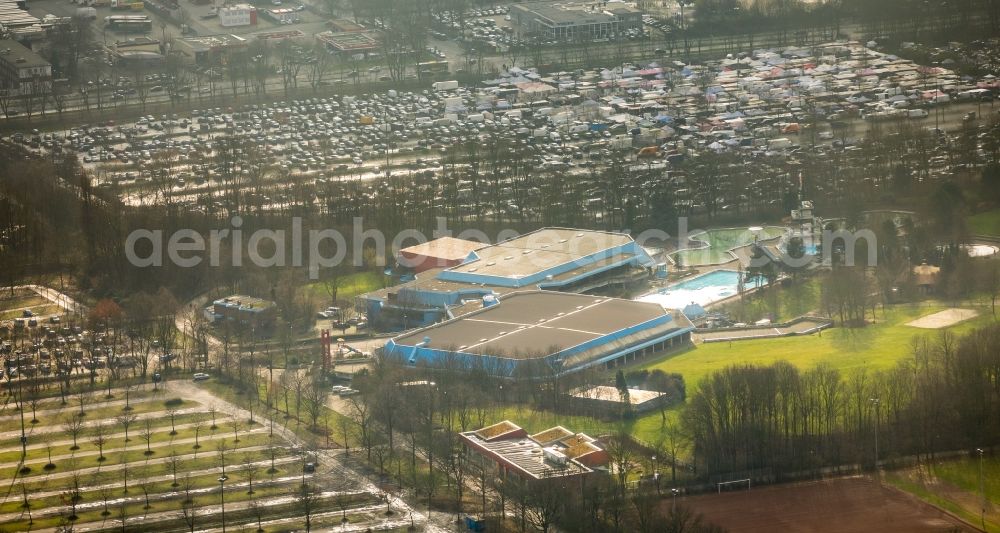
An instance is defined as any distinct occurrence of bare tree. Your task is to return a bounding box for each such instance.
[242,453,260,495]
[116,412,138,444]
[63,416,85,451]
[90,422,108,461]
[139,418,155,455]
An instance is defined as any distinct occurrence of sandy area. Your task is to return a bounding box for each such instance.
[906,309,979,329]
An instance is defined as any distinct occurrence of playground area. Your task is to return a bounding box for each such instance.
[670,226,786,267]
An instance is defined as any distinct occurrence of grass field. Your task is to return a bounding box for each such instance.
[641,303,988,392]
[625,303,992,444]
[886,455,1000,533]
[969,209,1000,236]
[302,271,387,303]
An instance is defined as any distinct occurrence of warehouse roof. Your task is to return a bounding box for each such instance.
[444,228,637,280]
[391,291,675,360]
[398,236,485,264]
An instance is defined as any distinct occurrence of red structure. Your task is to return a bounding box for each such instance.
[320,329,331,372]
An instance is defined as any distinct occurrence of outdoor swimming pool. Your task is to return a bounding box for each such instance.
[637,269,764,309]
[671,226,786,266]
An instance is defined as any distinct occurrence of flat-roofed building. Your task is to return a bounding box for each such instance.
[360,228,659,329]
[0,39,51,95]
[460,420,608,484]
[396,236,486,274]
[208,295,277,329]
[175,34,248,65]
[383,291,693,377]
[510,1,642,42]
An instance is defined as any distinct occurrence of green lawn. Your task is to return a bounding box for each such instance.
[640,303,989,392]
[969,209,1000,236]
[931,455,1000,506]
[302,270,387,303]
[626,303,993,444]
[887,456,1000,533]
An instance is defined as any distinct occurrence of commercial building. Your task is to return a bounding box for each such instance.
[262,7,297,24]
[174,34,248,65]
[360,228,659,328]
[383,291,693,377]
[0,39,51,95]
[112,37,164,66]
[0,0,45,42]
[316,30,380,55]
[206,295,277,329]
[219,4,256,27]
[509,1,642,42]
[460,421,608,483]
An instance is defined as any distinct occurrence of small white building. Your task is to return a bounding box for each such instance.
[219,4,256,27]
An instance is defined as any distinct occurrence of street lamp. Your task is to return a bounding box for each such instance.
[651,455,660,495]
[870,398,880,476]
[218,475,228,533]
[976,448,985,531]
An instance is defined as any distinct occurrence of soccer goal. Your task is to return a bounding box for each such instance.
[717,478,751,494]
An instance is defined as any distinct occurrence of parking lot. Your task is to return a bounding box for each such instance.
[6,40,997,218]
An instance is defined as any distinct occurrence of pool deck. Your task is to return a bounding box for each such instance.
[696,317,833,343]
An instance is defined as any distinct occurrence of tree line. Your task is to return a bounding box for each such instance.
[684,323,1000,480]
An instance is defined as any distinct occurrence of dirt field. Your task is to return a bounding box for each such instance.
[682,477,976,532]
[907,309,980,329]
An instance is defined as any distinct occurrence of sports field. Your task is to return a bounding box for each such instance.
[683,477,975,532]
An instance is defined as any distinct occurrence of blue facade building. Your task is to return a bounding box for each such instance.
[383,291,694,378]
[360,228,658,329]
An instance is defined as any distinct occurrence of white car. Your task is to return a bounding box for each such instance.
[193,373,210,382]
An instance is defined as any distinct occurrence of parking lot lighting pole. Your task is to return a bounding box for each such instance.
[870,398,880,477]
[977,448,985,531]
[219,475,227,533]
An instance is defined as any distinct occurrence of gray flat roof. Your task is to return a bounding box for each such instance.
[513,1,640,25]
[393,291,668,359]
[446,228,634,279]
[0,39,49,69]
